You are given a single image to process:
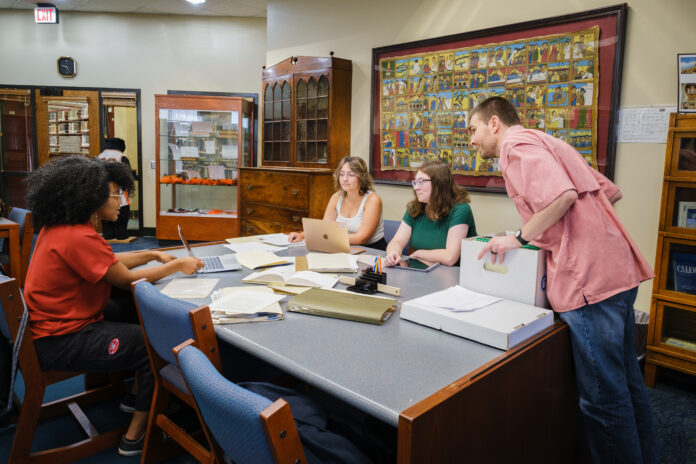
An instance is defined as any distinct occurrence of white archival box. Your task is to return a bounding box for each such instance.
[400,295,553,350]
[459,237,549,308]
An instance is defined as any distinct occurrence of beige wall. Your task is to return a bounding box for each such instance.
[0,9,266,227]
[265,0,696,312]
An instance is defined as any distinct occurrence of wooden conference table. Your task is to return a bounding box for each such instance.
[0,218,20,281]
[150,242,583,463]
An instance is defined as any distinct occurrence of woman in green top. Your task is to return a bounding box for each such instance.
[385,159,476,266]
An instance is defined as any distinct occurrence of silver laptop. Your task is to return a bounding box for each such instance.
[178,225,241,273]
[302,218,352,253]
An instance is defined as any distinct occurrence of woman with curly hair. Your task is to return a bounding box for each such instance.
[288,156,387,250]
[23,155,202,456]
[384,159,476,266]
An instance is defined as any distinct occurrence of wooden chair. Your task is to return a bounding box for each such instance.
[131,278,221,464]
[0,207,34,287]
[174,339,307,464]
[0,276,126,464]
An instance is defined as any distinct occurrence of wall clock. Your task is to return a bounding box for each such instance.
[57,56,77,78]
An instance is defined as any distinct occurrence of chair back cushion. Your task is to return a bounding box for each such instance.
[383,219,410,255]
[133,281,196,365]
[8,208,30,246]
[178,344,275,464]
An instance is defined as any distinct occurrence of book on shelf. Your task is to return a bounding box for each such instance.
[663,337,696,352]
[672,252,696,294]
[286,288,396,324]
[242,268,337,288]
[678,201,696,228]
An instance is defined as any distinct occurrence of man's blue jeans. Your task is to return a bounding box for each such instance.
[559,287,658,464]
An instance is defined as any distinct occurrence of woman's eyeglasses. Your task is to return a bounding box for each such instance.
[411,179,431,187]
[109,190,123,199]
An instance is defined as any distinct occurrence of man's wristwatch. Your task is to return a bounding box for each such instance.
[514,228,529,246]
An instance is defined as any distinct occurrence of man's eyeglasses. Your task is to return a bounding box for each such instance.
[411,178,431,187]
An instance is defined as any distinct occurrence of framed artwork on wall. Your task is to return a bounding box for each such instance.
[678,53,696,113]
[369,4,628,193]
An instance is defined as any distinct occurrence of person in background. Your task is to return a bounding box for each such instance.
[469,96,657,464]
[98,137,132,240]
[23,156,202,457]
[384,159,476,266]
[289,156,387,250]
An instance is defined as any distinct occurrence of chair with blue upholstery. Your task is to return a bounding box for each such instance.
[131,278,221,464]
[383,219,410,256]
[0,207,34,287]
[0,275,126,463]
[174,339,307,464]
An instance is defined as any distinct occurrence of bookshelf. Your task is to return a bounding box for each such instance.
[645,113,696,385]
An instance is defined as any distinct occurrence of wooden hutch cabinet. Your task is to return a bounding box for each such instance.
[155,94,254,241]
[645,113,696,385]
[239,55,352,235]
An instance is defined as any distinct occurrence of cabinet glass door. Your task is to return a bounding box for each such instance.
[262,79,291,164]
[654,300,696,354]
[668,133,696,177]
[158,108,240,217]
[665,183,696,234]
[296,73,329,165]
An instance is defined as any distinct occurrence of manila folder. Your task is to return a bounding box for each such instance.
[286,288,396,325]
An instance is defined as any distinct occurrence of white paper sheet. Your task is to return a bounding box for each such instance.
[224,241,288,253]
[424,285,502,312]
[616,106,676,143]
[256,233,291,246]
[160,278,218,299]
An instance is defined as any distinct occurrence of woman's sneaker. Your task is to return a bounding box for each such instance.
[118,433,145,456]
[119,393,136,413]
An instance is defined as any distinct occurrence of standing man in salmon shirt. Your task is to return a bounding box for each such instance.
[469,96,657,464]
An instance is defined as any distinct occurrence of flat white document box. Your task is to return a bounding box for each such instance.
[460,237,549,308]
[401,292,554,350]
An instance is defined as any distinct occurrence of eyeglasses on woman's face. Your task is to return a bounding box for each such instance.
[411,178,431,188]
[339,171,356,178]
[109,189,123,199]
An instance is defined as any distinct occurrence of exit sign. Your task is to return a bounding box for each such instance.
[35,4,59,24]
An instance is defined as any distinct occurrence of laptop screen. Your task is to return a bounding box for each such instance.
[177,225,197,258]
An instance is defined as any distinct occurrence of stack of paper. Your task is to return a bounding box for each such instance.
[209,287,285,324]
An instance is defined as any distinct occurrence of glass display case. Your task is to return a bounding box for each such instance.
[155,94,254,241]
[646,113,696,386]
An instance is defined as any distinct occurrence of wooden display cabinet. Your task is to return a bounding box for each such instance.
[155,94,254,241]
[239,55,352,235]
[646,113,696,385]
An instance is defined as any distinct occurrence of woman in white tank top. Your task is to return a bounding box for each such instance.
[289,157,386,250]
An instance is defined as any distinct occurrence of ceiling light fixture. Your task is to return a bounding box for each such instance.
[186,0,206,4]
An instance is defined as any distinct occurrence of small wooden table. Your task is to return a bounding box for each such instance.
[0,218,20,281]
